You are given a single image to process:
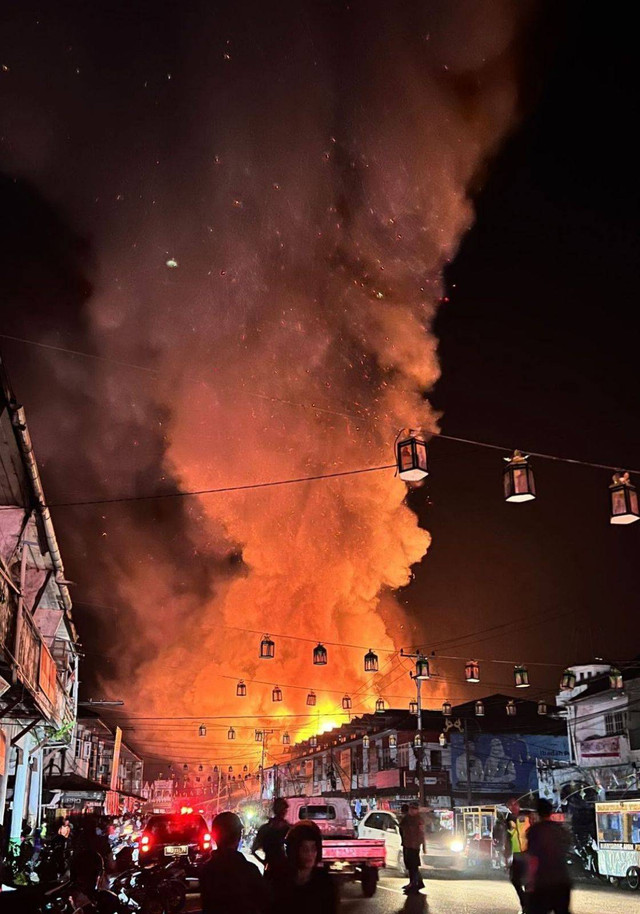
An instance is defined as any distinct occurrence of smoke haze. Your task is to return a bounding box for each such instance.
[0,0,536,763]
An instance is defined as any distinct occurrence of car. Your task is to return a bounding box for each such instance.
[139,812,211,865]
[358,809,466,872]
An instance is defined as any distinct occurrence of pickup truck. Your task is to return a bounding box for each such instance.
[284,797,385,897]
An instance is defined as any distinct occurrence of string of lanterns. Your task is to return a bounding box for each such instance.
[396,432,640,524]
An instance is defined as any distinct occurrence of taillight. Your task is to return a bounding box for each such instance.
[141,835,150,852]
[202,832,211,850]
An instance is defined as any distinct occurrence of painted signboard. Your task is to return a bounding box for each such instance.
[451,732,569,794]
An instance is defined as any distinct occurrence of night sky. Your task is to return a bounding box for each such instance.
[1,1,638,758]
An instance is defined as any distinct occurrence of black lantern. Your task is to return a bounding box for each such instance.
[503,451,536,503]
[282,732,290,745]
[439,732,446,748]
[415,656,430,680]
[313,643,328,665]
[375,698,386,713]
[272,685,283,702]
[198,724,207,737]
[342,694,352,710]
[514,664,530,688]
[362,734,370,749]
[442,701,452,717]
[609,668,623,690]
[609,473,640,524]
[389,734,397,749]
[475,700,485,717]
[255,729,263,742]
[260,634,275,659]
[413,733,422,749]
[396,433,428,482]
[227,727,236,740]
[243,765,248,773]
[465,660,480,683]
[236,680,247,697]
[228,765,233,773]
[506,700,517,716]
[214,765,219,773]
[560,668,576,691]
[537,700,548,716]
[306,691,317,707]
[309,734,317,748]
[409,699,418,716]
[183,764,188,771]
[364,649,379,672]
[198,764,203,772]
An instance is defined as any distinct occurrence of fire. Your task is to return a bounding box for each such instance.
[17,3,533,770]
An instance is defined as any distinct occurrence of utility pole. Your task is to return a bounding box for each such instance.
[256,729,274,800]
[400,649,430,806]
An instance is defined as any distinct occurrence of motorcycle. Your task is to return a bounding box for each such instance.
[110,862,186,914]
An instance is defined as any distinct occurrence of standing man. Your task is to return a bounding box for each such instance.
[399,801,425,894]
[252,797,290,877]
[507,797,531,914]
[527,799,572,914]
[201,812,267,914]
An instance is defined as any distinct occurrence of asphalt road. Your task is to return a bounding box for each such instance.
[186,871,635,913]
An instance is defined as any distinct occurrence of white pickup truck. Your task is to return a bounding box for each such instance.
[285,797,386,897]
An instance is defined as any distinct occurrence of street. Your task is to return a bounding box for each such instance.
[186,871,633,913]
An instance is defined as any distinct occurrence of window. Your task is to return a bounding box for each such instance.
[380,814,398,833]
[298,805,336,821]
[605,711,626,736]
[597,812,624,843]
[366,813,385,830]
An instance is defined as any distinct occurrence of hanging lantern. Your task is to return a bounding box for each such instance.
[198,724,207,738]
[255,729,263,742]
[236,680,247,697]
[282,731,290,745]
[306,690,317,707]
[389,734,397,749]
[414,733,422,749]
[207,775,212,782]
[183,764,189,771]
[228,765,233,773]
[503,450,536,503]
[232,775,236,782]
[313,643,328,666]
[442,701,452,717]
[560,668,576,691]
[465,661,480,683]
[342,694,352,710]
[243,765,248,773]
[415,656,430,680]
[439,733,446,748]
[537,699,548,716]
[514,664,530,688]
[213,765,219,773]
[260,634,275,659]
[375,698,386,714]
[309,734,318,748]
[609,473,640,525]
[272,685,283,702]
[364,649,379,672]
[362,734,370,749]
[198,764,203,772]
[409,699,418,716]
[227,727,236,740]
[396,432,428,482]
[609,668,623,690]
[506,700,517,717]
[475,700,485,717]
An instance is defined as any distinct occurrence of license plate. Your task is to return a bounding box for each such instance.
[164,845,189,856]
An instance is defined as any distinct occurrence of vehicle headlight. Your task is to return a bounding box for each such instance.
[449,840,465,853]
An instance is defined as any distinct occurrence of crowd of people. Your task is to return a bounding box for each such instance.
[202,798,337,914]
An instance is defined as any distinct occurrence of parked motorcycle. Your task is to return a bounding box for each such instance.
[110,862,186,914]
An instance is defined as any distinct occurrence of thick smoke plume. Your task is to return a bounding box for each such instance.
[1,0,535,765]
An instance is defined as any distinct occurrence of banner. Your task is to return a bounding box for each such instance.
[451,732,569,794]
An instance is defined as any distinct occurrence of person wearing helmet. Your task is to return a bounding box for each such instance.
[271,821,338,913]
